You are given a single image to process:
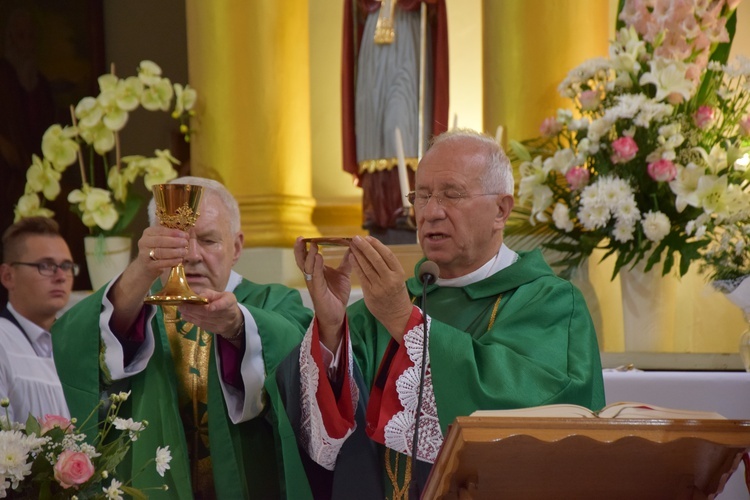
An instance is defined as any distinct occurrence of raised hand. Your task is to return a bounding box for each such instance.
[294,237,353,352]
[349,236,413,343]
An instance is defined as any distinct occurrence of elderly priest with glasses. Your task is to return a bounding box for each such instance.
[0,217,78,422]
[271,128,605,499]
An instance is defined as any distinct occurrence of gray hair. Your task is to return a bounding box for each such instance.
[147,176,241,234]
[430,128,514,195]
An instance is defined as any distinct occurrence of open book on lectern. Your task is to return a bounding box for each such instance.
[471,401,726,420]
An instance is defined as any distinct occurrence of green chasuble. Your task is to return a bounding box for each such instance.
[52,278,312,499]
[269,249,605,499]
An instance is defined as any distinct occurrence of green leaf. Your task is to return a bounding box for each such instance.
[105,193,144,237]
[509,140,532,162]
[122,485,150,500]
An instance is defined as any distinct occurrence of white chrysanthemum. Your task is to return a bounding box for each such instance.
[0,430,34,489]
[112,418,146,441]
[587,116,613,144]
[103,478,124,500]
[642,211,671,242]
[612,219,636,243]
[155,446,172,477]
[552,202,574,232]
[614,196,640,224]
[633,100,673,128]
[599,177,631,208]
[578,204,610,231]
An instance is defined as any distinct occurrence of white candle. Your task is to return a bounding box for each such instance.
[395,127,410,207]
[452,113,458,129]
[495,125,504,145]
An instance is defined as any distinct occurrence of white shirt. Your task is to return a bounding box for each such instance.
[0,303,70,422]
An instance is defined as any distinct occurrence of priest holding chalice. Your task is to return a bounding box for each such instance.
[52,177,313,499]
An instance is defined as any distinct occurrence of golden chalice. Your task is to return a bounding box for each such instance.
[144,183,208,305]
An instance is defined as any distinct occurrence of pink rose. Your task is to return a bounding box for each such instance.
[647,159,677,182]
[53,450,95,489]
[539,117,562,137]
[40,415,74,435]
[565,166,590,190]
[610,136,639,164]
[692,105,715,129]
[579,90,600,111]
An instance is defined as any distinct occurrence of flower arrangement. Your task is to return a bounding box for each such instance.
[509,0,750,280]
[0,393,171,499]
[13,60,196,237]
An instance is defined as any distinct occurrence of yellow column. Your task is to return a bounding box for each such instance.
[482,0,610,142]
[185,0,319,247]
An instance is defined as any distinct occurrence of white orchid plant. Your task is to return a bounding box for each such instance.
[13,60,196,237]
[508,0,750,280]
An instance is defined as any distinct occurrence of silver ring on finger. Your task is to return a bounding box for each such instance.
[303,271,313,281]
[149,248,158,261]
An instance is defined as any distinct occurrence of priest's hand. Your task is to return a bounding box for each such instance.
[350,236,412,343]
[294,237,352,352]
[178,289,245,343]
[109,226,189,334]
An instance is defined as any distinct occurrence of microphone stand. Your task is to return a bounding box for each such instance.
[408,272,434,499]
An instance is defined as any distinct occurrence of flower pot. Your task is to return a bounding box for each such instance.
[569,261,605,350]
[714,276,750,372]
[84,236,132,291]
[619,260,676,352]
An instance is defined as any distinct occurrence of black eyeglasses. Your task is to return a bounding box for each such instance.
[11,261,80,277]
[406,190,500,208]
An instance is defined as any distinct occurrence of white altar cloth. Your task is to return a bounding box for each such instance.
[604,370,750,499]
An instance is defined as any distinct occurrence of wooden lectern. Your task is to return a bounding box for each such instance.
[422,416,750,500]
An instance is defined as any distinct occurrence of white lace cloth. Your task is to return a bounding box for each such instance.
[299,321,359,471]
[383,316,442,463]
[299,312,443,469]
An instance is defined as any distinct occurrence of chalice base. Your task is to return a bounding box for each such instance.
[144,263,208,305]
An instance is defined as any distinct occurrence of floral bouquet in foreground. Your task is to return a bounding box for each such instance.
[13,60,196,237]
[509,0,750,280]
[0,393,171,499]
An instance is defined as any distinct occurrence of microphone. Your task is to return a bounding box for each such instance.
[417,260,439,285]
[409,260,439,499]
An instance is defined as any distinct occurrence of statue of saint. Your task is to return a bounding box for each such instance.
[342,0,448,243]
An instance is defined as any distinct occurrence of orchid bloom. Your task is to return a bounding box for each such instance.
[143,150,180,188]
[40,125,78,171]
[26,155,62,200]
[14,193,55,221]
[68,185,119,231]
[173,83,197,118]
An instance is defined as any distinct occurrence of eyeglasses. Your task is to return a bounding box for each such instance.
[11,261,80,277]
[406,190,500,208]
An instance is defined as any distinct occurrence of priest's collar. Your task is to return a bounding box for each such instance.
[436,244,518,288]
